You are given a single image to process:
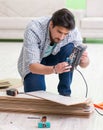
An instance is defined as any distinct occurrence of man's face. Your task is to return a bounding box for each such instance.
[49,21,70,43]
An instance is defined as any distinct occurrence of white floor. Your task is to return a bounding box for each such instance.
[0,42,103,103]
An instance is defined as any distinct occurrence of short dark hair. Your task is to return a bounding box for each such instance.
[51,8,75,30]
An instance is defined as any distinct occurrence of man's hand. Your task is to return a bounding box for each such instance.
[54,62,72,74]
[79,51,90,68]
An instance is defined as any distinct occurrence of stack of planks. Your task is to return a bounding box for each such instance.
[0,91,94,116]
[0,80,11,88]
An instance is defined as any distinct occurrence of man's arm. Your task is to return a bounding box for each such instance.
[29,62,72,75]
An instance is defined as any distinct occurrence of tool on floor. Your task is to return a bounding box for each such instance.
[6,88,18,96]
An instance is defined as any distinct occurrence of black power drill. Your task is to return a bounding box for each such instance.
[66,44,87,71]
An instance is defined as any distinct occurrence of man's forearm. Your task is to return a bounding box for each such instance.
[29,62,71,75]
[29,63,54,75]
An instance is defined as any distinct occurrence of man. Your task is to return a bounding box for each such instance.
[18,8,89,96]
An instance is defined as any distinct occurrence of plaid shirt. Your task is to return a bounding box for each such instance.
[18,16,82,79]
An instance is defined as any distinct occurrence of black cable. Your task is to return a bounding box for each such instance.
[75,67,88,98]
[75,68,103,116]
[74,68,103,117]
[95,108,103,116]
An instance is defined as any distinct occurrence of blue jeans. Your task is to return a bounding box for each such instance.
[24,43,74,96]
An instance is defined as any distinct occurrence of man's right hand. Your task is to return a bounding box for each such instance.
[54,62,72,74]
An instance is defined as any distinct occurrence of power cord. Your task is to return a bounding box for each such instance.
[75,67,88,98]
[75,67,103,116]
[95,108,103,116]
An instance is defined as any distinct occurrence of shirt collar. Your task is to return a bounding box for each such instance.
[46,21,51,41]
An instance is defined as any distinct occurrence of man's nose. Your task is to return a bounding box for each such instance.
[59,34,65,40]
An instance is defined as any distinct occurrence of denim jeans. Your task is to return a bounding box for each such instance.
[24,43,74,96]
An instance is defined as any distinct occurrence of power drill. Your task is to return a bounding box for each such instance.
[66,44,87,71]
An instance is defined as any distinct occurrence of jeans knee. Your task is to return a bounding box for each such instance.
[57,43,74,62]
[61,43,74,55]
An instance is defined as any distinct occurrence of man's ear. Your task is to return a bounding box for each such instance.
[49,21,54,28]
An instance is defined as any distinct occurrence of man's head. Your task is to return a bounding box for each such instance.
[49,8,75,43]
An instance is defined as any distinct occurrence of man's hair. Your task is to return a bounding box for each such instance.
[51,8,75,30]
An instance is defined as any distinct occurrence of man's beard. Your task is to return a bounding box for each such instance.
[53,38,63,43]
